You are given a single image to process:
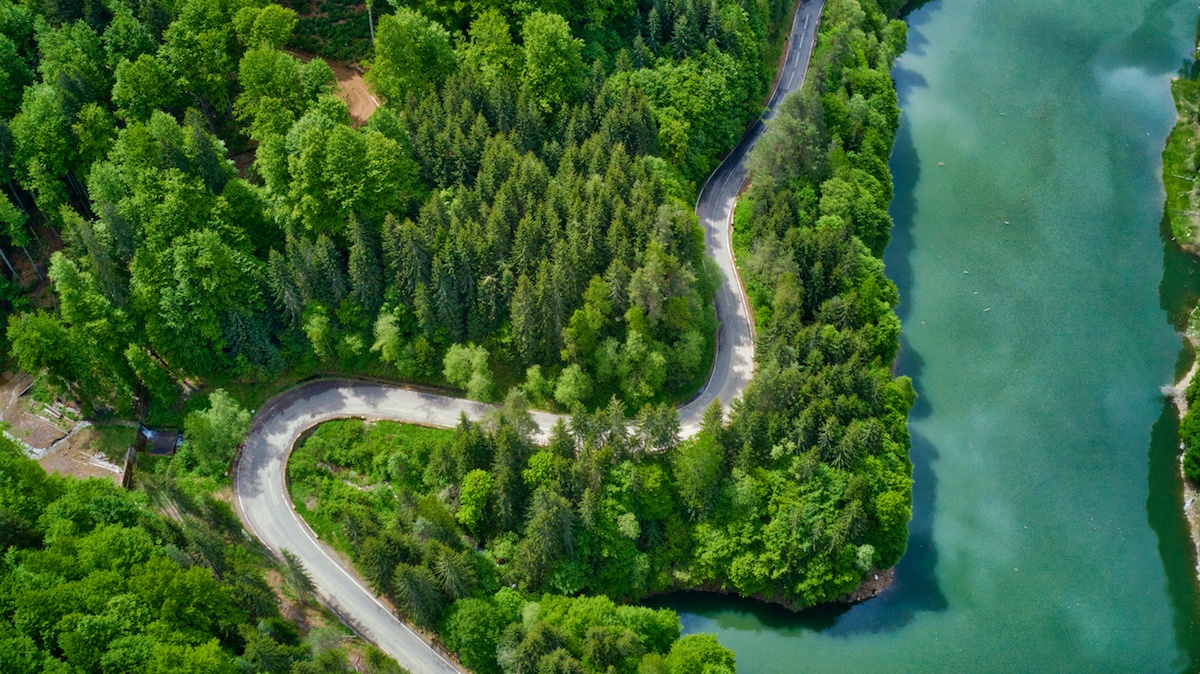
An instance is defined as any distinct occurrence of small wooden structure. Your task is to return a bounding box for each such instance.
[120,447,137,490]
[136,425,182,456]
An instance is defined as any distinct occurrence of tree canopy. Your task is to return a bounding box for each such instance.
[0,0,808,416]
[0,435,393,674]
[0,0,912,669]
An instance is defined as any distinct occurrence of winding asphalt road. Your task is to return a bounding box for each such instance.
[233,3,823,672]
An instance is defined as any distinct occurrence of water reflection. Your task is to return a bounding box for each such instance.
[659,0,1200,667]
[1158,214,1200,333]
[1152,210,1200,670]
[653,17,951,634]
[1147,399,1200,672]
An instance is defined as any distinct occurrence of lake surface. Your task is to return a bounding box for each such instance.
[664,0,1200,670]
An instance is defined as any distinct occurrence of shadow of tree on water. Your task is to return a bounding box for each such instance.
[1151,210,1200,672]
[652,0,953,639]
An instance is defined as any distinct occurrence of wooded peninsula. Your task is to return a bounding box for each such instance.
[0,0,913,671]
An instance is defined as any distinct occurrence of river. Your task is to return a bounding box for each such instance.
[661,0,1200,670]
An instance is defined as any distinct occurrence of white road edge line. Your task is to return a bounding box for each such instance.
[230,2,826,671]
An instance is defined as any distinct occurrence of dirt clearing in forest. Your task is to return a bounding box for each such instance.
[289,50,378,125]
[0,371,127,483]
[38,429,122,484]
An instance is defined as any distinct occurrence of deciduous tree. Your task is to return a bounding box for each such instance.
[366,8,456,103]
[181,389,251,477]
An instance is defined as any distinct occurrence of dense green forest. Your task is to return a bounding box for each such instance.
[727,0,911,602]
[291,413,740,673]
[283,0,913,641]
[0,341,735,673]
[0,0,913,668]
[0,0,800,417]
[284,0,921,637]
[0,435,414,673]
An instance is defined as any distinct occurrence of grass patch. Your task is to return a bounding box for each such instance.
[731,196,773,334]
[91,423,137,463]
[287,419,456,557]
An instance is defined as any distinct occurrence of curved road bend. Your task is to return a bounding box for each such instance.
[233,3,824,672]
[678,0,823,436]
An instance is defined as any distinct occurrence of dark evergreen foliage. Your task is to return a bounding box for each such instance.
[0,0,797,414]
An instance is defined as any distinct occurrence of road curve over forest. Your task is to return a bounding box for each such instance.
[233,3,824,672]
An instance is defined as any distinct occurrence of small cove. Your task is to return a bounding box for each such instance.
[662,0,1200,669]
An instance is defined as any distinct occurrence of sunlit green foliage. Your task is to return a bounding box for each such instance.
[0,435,377,674]
[1164,73,1200,485]
[0,0,912,667]
[0,0,803,412]
[729,0,913,589]
[179,389,252,477]
[290,411,742,673]
[292,318,909,659]
[1181,369,1200,482]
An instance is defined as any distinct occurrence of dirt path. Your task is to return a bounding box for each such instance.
[288,50,379,125]
[331,63,378,125]
[0,372,70,449]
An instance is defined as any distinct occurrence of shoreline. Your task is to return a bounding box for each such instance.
[1164,341,1200,582]
[645,567,896,614]
[1161,53,1200,585]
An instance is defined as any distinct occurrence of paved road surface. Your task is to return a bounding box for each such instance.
[233,3,824,672]
[679,0,824,435]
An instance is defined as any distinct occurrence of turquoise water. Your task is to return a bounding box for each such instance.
[664,0,1200,670]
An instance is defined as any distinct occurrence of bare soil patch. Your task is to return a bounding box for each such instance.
[0,371,125,482]
[840,567,895,603]
[0,372,72,448]
[288,50,379,125]
[232,149,257,178]
[38,430,121,484]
